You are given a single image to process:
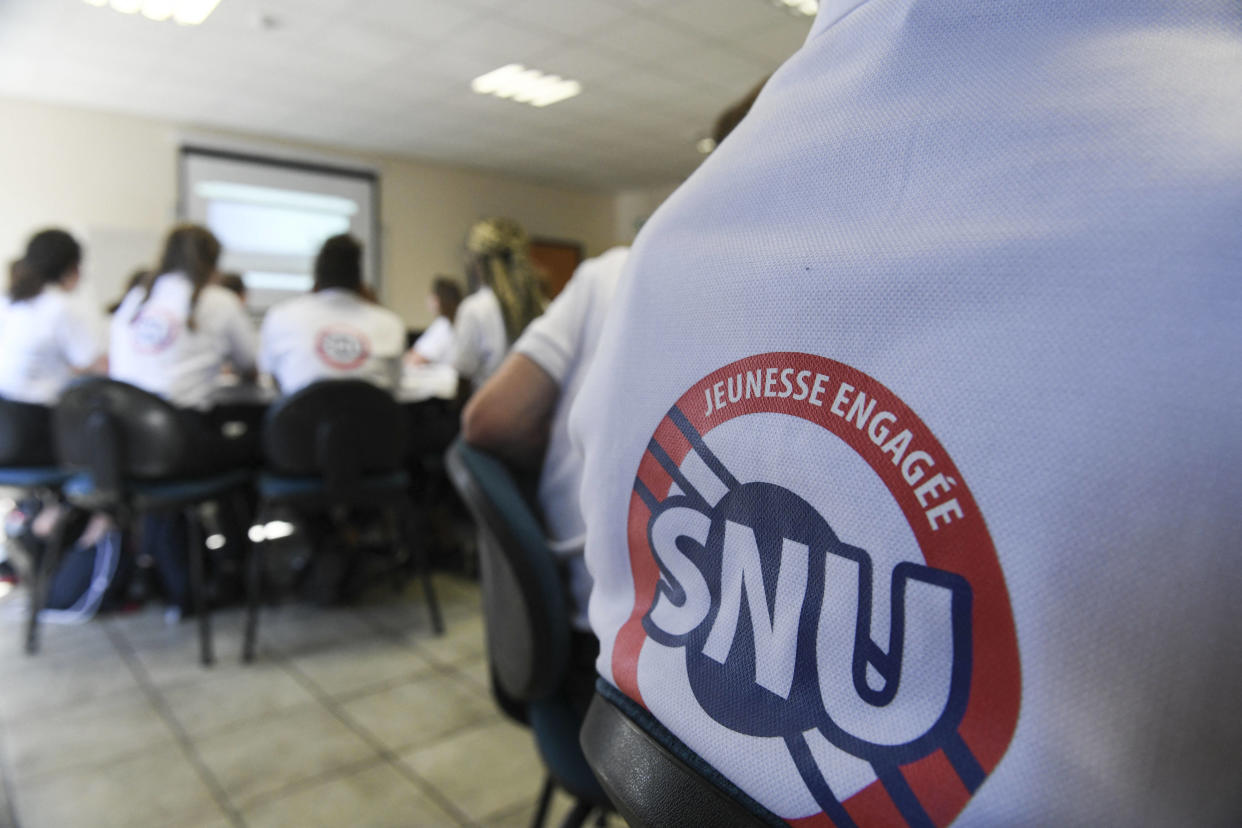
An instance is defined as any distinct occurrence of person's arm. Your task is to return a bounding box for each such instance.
[59,298,108,376]
[461,352,559,470]
[223,295,259,382]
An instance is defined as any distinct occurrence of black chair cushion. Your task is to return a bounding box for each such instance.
[0,398,55,466]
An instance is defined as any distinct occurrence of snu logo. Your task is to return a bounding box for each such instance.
[618,353,1020,827]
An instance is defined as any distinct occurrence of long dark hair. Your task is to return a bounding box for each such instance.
[432,275,463,323]
[8,229,81,302]
[131,224,221,331]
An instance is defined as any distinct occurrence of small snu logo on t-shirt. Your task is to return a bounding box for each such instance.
[620,352,1020,827]
[314,326,370,370]
[131,308,180,354]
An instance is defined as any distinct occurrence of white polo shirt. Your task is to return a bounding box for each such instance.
[259,288,405,396]
[111,272,257,409]
[452,286,507,386]
[411,316,455,365]
[513,246,628,628]
[571,3,1242,826]
[0,286,105,405]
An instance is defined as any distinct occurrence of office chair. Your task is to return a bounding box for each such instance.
[244,379,443,661]
[580,689,780,828]
[445,438,611,828]
[0,397,74,653]
[45,378,253,665]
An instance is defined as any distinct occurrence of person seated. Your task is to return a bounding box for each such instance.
[1,228,109,575]
[405,275,462,367]
[111,224,258,615]
[259,234,405,396]
[568,3,1241,826]
[453,217,546,393]
[462,245,629,631]
[111,223,257,410]
[0,228,106,408]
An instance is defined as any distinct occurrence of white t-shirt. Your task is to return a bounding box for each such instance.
[0,286,105,405]
[513,246,628,628]
[570,3,1242,826]
[452,286,507,386]
[411,316,455,365]
[259,288,405,396]
[111,272,258,409]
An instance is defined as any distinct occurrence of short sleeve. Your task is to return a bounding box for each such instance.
[452,304,483,378]
[513,269,592,386]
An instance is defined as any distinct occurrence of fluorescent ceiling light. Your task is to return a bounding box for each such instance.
[141,0,175,21]
[173,0,222,25]
[471,64,582,108]
[772,0,818,17]
[84,0,223,25]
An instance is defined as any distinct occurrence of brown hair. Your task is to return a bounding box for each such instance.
[8,229,81,302]
[431,275,463,323]
[215,271,246,301]
[132,224,221,331]
[712,75,770,146]
[465,217,546,342]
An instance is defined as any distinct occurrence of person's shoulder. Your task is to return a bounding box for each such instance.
[575,246,630,288]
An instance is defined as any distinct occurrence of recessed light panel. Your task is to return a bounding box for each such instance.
[82,0,223,26]
[471,64,582,108]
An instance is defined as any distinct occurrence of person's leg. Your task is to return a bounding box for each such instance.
[142,511,191,611]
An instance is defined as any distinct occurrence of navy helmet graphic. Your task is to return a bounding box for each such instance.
[620,353,1020,827]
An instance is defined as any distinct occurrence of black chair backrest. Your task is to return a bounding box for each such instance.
[54,378,203,493]
[445,438,570,702]
[263,380,408,491]
[581,691,779,828]
[0,397,55,466]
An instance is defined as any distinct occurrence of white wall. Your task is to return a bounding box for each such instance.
[0,96,620,327]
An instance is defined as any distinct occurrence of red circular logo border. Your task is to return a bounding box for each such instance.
[620,352,1021,827]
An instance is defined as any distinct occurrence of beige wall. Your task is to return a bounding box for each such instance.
[0,95,619,328]
[613,183,681,246]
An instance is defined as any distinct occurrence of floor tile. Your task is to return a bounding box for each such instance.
[407,613,487,666]
[341,672,496,753]
[0,603,114,662]
[287,637,436,699]
[0,645,138,724]
[194,703,376,806]
[159,662,319,738]
[250,604,376,658]
[13,742,223,828]
[401,716,543,823]
[453,654,490,691]
[122,621,252,688]
[4,692,174,781]
[244,760,461,828]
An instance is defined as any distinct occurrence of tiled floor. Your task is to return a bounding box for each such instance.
[0,574,619,827]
